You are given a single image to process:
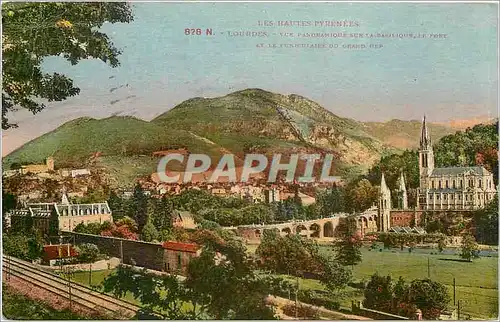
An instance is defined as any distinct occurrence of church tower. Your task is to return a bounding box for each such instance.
[378,173,392,232]
[418,116,434,189]
[397,171,408,210]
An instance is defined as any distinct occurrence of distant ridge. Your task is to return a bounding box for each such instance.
[3,88,487,185]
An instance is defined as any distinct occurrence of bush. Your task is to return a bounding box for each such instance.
[297,289,341,311]
[76,243,100,263]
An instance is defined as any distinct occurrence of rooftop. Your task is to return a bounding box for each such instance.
[162,241,200,253]
[431,166,490,177]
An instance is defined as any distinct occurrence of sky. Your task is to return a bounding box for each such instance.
[2,2,498,155]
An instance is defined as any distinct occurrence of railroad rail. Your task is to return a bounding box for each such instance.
[2,255,141,318]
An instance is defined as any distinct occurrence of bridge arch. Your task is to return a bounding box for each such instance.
[295,224,308,235]
[309,223,321,238]
[281,227,292,236]
[323,221,334,238]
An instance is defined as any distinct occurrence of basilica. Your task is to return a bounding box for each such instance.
[416,116,496,211]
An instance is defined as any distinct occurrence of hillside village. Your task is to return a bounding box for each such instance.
[3,112,498,320]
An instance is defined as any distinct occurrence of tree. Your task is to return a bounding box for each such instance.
[101,216,139,240]
[333,217,362,267]
[3,233,43,261]
[363,274,450,319]
[76,243,100,263]
[2,192,17,232]
[103,265,194,319]
[363,274,394,313]
[256,230,318,275]
[131,184,148,233]
[74,222,107,235]
[108,191,129,221]
[407,279,450,319]
[437,237,446,253]
[185,230,279,319]
[2,2,134,129]
[317,185,345,217]
[459,233,480,262]
[256,230,351,294]
[141,221,159,242]
[316,252,352,294]
[151,195,173,232]
[473,195,498,245]
[345,179,378,213]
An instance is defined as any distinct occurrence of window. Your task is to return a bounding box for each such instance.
[177,253,182,267]
[479,179,482,188]
[437,195,440,200]
[446,180,449,188]
[460,180,463,188]
[439,181,442,189]
[453,180,456,189]
[459,195,462,200]
[451,194,454,200]
[444,194,447,200]
[431,181,435,189]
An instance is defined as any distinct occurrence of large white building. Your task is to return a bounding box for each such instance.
[416,116,496,211]
[7,193,113,234]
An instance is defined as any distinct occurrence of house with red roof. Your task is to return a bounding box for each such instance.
[162,241,201,275]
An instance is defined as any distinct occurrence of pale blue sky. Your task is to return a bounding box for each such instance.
[4,2,498,155]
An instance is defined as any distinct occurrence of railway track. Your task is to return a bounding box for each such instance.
[2,255,141,318]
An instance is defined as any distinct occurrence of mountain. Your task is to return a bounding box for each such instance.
[361,119,457,150]
[3,88,467,186]
[152,89,386,167]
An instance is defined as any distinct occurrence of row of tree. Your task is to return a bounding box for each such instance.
[363,274,450,319]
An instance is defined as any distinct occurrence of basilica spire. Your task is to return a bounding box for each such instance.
[397,171,408,210]
[398,171,406,192]
[381,172,389,191]
[420,115,431,148]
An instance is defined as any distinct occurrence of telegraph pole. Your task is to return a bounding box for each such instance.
[457,300,461,320]
[453,277,456,306]
[120,240,124,264]
[89,263,92,286]
[295,275,299,320]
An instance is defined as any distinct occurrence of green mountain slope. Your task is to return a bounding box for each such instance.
[3,116,221,169]
[152,88,387,167]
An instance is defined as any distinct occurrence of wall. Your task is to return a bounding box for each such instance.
[390,210,422,227]
[163,249,198,275]
[63,232,165,271]
[351,301,409,320]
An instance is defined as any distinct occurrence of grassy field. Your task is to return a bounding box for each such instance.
[68,269,140,305]
[251,245,498,319]
[347,248,497,319]
[70,246,497,319]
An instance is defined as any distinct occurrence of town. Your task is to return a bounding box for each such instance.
[3,116,498,320]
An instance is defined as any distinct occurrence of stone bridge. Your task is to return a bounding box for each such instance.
[232,210,379,241]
